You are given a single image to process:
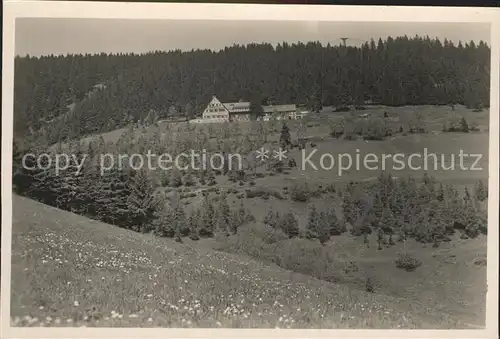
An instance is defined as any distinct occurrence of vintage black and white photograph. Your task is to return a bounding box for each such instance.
[2,2,499,336]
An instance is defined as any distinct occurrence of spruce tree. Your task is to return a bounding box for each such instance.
[160,170,170,187]
[126,169,159,233]
[216,197,231,237]
[95,167,131,226]
[173,204,187,241]
[368,193,384,227]
[306,205,320,240]
[264,206,278,228]
[188,210,200,240]
[153,204,175,237]
[436,183,445,202]
[199,196,216,237]
[377,228,384,250]
[55,152,88,215]
[474,180,488,202]
[463,187,472,206]
[280,212,300,238]
[279,122,291,149]
[327,210,343,235]
[318,211,330,245]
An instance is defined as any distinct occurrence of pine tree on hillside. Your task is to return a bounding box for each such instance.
[436,183,445,202]
[342,189,357,225]
[318,211,331,245]
[126,169,160,233]
[12,143,46,198]
[216,197,231,237]
[280,212,300,238]
[249,99,264,120]
[327,210,343,236]
[188,209,201,240]
[30,155,63,207]
[279,123,291,149]
[94,167,131,227]
[463,187,472,206]
[367,193,384,227]
[232,200,254,232]
[54,143,90,215]
[379,207,397,245]
[474,180,488,202]
[264,206,278,229]
[389,184,405,220]
[377,228,384,250]
[160,170,170,187]
[199,197,216,237]
[306,204,320,240]
[462,204,487,238]
[173,204,187,242]
[153,203,175,237]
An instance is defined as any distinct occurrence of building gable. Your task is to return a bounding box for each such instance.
[202,95,230,120]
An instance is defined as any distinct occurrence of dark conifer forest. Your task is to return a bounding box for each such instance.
[14,36,490,144]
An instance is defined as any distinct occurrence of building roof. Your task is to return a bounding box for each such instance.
[212,95,296,114]
[262,104,297,114]
[222,101,251,113]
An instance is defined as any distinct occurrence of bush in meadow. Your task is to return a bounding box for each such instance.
[290,182,311,202]
[395,253,422,272]
[279,212,300,238]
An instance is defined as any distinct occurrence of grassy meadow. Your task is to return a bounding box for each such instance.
[11,195,486,328]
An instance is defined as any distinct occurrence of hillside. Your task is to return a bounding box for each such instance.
[15,37,490,144]
[10,194,483,328]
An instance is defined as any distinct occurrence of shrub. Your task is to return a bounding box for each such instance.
[183,173,196,186]
[290,182,311,202]
[279,212,300,238]
[395,253,422,272]
[160,171,169,187]
[180,192,197,199]
[343,260,359,274]
[228,170,246,183]
[335,106,350,112]
[473,256,487,266]
[246,188,283,200]
[169,169,183,187]
[365,276,375,293]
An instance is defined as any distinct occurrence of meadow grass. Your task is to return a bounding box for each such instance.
[10,194,482,328]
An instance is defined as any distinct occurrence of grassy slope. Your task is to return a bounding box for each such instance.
[9,194,480,329]
[209,228,488,328]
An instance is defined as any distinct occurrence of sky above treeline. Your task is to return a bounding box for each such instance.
[15,19,490,57]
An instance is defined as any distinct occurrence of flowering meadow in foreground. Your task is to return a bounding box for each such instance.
[11,194,480,329]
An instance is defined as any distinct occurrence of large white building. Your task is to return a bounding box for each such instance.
[190,95,306,123]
